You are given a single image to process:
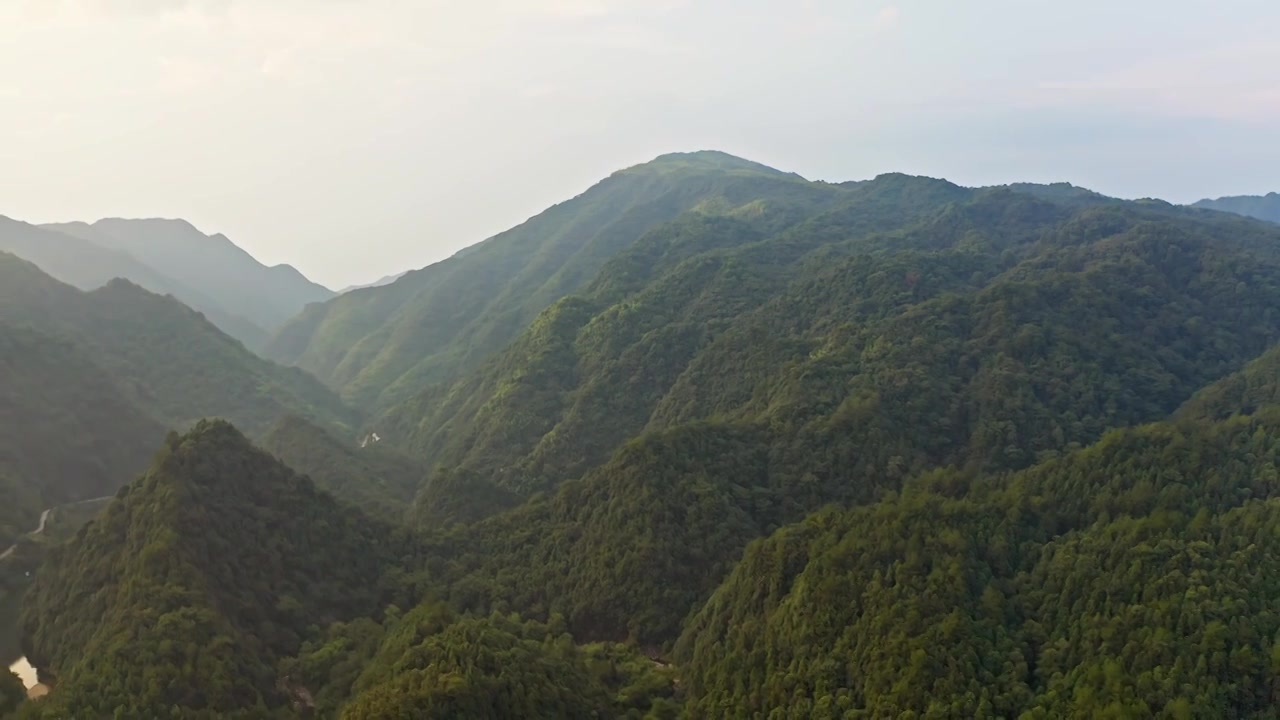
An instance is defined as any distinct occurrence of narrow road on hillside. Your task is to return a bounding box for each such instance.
[0,496,113,560]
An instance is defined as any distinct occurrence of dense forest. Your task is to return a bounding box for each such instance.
[18,421,405,718]
[260,416,424,523]
[10,152,1280,717]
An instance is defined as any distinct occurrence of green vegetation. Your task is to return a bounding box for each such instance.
[19,421,399,718]
[0,323,164,545]
[676,410,1280,717]
[385,182,1280,508]
[0,669,24,716]
[365,175,1280,652]
[284,603,677,719]
[0,253,359,438]
[15,154,1280,718]
[380,171,977,491]
[32,498,113,547]
[267,151,845,411]
[261,416,423,522]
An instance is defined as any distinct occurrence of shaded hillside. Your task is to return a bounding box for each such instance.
[20,421,396,718]
[281,602,679,719]
[380,172,976,491]
[998,181,1114,206]
[267,151,845,410]
[386,186,1280,650]
[0,253,359,438]
[382,186,1280,508]
[1177,342,1280,422]
[47,217,333,331]
[429,423,772,645]
[1193,192,1280,223]
[337,605,613,719]
[0,216,269,350]
[261,415,423,522]
[676,410,1280,717]
[0,324,164,545]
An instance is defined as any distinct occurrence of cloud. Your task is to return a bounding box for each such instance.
[874,5,900,32]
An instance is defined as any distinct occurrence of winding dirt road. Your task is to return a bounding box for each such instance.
[0,496,113,560]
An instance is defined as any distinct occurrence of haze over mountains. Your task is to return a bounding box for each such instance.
[0,216,332,352]
[0,251,357,547]
[6,152,1280,718]
[1193,192,1280,224]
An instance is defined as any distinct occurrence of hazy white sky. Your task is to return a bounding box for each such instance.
[1,0,1277,288]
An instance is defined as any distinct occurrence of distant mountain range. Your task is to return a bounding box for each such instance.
[1192,192,1280,224]
[338,270,410,294]
[265,150,825,411]
[0,252,360,544]
[14,151,1280,718]
[0,216,333,351]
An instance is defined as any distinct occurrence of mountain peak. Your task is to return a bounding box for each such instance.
[21,417,394,716]
[627,150,792,177]
[93,216,205,238]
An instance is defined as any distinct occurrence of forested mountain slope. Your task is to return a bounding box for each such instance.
[344,178,1280,664]
[675,409,1280,717]
[381,183,1280,511]
[17,421,677,719]
[291,602,678,719]
[266,151,845,410]
[260,416,423,522]
[17,154,1280,718]
[0,216,270,350]
[1177,342,1280,422]
[46,217,333,332]
[378,172,976,488]
[0,324,164,545]
[1193,192,1280,224]
[0,253,358,438]
[19,422,398,718]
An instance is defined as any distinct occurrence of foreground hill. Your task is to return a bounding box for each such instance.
[0,216,270,350]
[0,253,358,438]
[46,218,334,333]
[1193,192,1280,224]
[20,421,397,718]
[0,324,164,545]
[266,151,843,410]
[676,409,1280,717]
[19,422,675,718]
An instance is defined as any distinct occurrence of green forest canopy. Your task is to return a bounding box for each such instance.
[13,153,1280,718]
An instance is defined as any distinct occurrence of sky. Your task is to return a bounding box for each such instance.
[1,0,1277,288]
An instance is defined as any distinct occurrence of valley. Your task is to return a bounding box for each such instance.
[0,495,113,701]
[2,152,1280,718]
[5,2,1277,715]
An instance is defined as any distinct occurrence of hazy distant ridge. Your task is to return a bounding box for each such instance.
[1192,192,1280,224]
